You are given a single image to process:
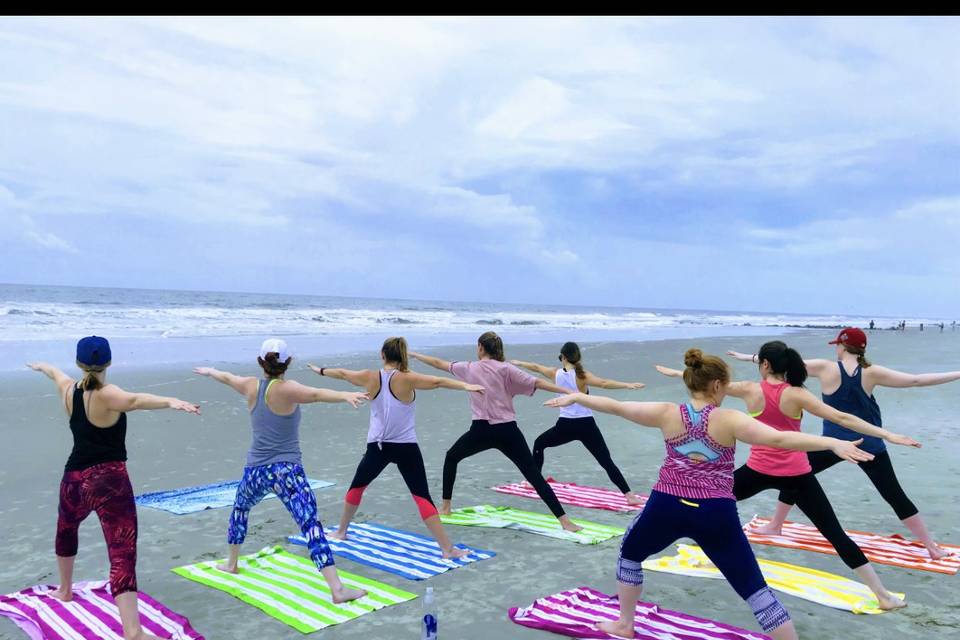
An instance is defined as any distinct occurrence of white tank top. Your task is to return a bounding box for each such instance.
[555,368,592,419]
[367,370,417,444]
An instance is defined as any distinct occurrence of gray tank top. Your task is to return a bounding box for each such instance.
[246,379,302,467]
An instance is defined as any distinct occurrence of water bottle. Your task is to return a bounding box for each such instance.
[421,586,438,639]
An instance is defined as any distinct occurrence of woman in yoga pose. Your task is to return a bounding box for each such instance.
[410,331,583,533]
[512,341,645,504]
[728,327,960,559]
[546,348,875,640]
[308,336,482,559]
[193,338,368,603]
[658,340,915,610]
[29,336,201,640]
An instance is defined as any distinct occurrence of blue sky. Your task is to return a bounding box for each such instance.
[1,17,958,317]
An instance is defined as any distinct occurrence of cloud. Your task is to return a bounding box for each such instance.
[23,230,78,254]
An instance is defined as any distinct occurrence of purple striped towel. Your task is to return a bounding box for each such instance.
[0,581,204,640]
[508,586,769,640]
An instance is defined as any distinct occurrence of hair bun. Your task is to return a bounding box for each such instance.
[684,348,704,369]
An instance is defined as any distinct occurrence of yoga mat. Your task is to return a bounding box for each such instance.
[644,544,905,614]
[171,546,415,633]
[508,586,769,640]
[492,477,647,513]
[0,581,204,640]
[135,478,335,515]
[744,516,960,575]
[287,521,495,580]
[440,505,624,544]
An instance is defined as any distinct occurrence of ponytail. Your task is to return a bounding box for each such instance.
[757,341,808,387]
[382,336,409,372]
[258,352,291,378]
[560,342,586,381]
[681,348,730,393]
[843,345,872,368]
[477,331,505,361]
[78,366,105,391]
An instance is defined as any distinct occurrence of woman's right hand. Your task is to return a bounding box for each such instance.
[465,384,485,394]
[726,351,755,362]
[655,365,682,377]
[544,393,578,408]
[830,438,874,464]
[192,367,215,377]
[169,398,202,415]
[343,392,369,408]
[306,364,323,375]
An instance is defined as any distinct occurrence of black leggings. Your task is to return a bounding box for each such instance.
[777,450,918,520]
[346,442,438,519]
[533,416,631,494]
[443,420,566,518]
[734,465,869,569]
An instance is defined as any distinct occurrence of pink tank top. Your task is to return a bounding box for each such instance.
[652,403,735,500]
[745,380,812,476]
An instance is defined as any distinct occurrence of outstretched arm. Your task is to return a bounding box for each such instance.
[510,359,558,380]
[307,364,376,389]
[723,409,872,463]
[193,367,257,397]
[99,385,201,414]
[278,381,368,408]
[654,364,753,398]
[545,392,673,428]
[534,378,578,395]
[584,371,645,390]
[791,388,920,448]
[26,362,75,397]
[405,371,484,393]
[869,365,960,389]
[726,351,758,363]
[408,351,452,373]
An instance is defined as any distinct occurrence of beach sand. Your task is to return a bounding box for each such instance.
[1,330,958,639]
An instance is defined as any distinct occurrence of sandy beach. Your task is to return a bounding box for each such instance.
[1,329,958,640]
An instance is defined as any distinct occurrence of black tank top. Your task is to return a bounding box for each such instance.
[64,385,127,471]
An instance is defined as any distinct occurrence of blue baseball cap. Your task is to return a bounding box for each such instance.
[76,336,112,367]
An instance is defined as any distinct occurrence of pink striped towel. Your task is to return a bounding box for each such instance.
[493,478,647,513]
[508,586,769,639]
[0,581,204,640]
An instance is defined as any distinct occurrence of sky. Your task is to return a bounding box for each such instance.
[0,17,958,317]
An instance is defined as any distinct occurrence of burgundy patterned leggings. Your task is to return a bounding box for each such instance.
[56,461,138,596]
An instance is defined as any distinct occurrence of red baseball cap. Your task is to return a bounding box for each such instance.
[829,327,867,349]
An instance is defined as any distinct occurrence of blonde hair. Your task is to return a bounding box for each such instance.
[77,363,107,391]
[381,337,409,372]
[682,348,730,393]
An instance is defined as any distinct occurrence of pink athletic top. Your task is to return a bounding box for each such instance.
[449,359,537,424]
[652,403,736,500]
[745,380,812,476]
[367,369,417,444]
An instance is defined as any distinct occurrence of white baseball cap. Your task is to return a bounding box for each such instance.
[259,338,291,361]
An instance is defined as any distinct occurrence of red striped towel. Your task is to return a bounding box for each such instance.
[492,478,647,513]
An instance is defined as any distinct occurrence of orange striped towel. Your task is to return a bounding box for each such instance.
[744,515,960,575]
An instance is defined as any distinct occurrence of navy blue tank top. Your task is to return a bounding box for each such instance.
[65,385,128,471]
[821,362,885,454]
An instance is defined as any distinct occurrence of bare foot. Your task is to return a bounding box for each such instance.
[125,631,163,640]
[624,492,644,506]
[877,593,907,611]
[50,587,73,602]
[331,587,366,604]
[329,529,348,542]
[596,619,635,638]
[216,563,239,574]
[752,522,783,536]
[926,544,952,561]
[442,546,472,560]
[561,520,583,534]
[438,506,452,516]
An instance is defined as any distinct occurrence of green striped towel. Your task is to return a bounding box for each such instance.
[172,546,416,633]
[440,505,625,544]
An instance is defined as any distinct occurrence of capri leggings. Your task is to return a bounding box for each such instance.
[776,450,918,520]
[532,416,631,494]
[734,465,869,569]
[56,461,138,597]
[443,420,566,518]
[228,461,334,570]
[618,490,790,633]
[346,442,438,519]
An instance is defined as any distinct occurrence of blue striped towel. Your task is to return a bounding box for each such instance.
[136,478,335,515]
[288,522,495,580]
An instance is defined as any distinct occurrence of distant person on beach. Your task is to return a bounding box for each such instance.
[545,348,882,639]
[28,336,201,640]
[308,336,482,558]
[920,323,924,331]
[730,327,960,559]
[410,331,585,533]
[193,338,369,603]
[869,320,875,330]
[511,341,646,504]
[662,340,914,608]
[940,322,944,332]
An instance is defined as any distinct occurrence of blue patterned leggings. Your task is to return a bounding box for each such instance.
[228,462,334,570]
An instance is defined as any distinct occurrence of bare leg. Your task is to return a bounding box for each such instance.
[853,564,906,610]
[331,503,359,542]
[559,515,583,533]
[423,515,471,559]
[902,514,951,560]
[114,591,162,640]
[319,565,367,603]
[768,620,799,640]
[217,544,241,574]
[754,501,792,535]
[439,499,453,516]
[596,581,640,638]
[51,555,75,602]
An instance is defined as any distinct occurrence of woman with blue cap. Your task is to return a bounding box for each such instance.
[29,336,200,640]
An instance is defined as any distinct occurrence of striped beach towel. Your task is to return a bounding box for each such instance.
[440,505,624,544]
[492,478,647,513]
[0,581,204,640]
[644,544,905,615]
[744,516,960,575]
[287,522,495,581]
[135,478,335,515]
[508,586,769,640]
[171,546,415,633]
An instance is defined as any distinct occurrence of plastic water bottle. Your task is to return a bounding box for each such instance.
[421,586,438,639]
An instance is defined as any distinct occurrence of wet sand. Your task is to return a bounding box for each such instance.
[1,330,958,639]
